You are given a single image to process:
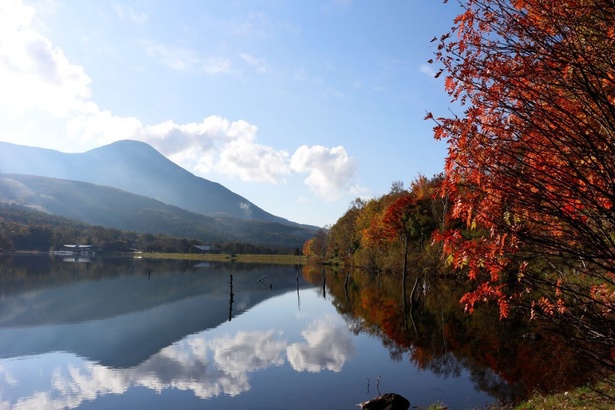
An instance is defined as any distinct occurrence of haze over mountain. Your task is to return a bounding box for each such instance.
[0,140,309,227]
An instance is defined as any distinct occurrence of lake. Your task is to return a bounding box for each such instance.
[0,254,594,409]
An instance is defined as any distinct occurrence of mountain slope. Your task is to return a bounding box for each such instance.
[0,174,314,247]
[0,140,309,227]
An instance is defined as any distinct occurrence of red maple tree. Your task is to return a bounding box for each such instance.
[429,0,615,367]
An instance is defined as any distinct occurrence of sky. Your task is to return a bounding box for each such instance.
[0,0,462,228]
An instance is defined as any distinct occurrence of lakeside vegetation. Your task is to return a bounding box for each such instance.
[513,382,615,410]
[302,0,615,404]
[0,204,302,256]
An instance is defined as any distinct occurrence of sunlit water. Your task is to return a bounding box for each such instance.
[0,255,503,409]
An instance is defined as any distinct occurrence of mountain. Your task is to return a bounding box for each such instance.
[0,140,310,227]
[0,174,314,247]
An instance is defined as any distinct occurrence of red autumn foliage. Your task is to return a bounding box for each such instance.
[431,0,615,360]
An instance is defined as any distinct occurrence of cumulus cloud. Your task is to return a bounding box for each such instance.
[141,116,291,184]
[216,136,290,184]
[0,0,91,116]
[290,145,358,200]
[0,0,360,201]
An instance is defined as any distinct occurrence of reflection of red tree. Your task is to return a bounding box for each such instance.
[301,265,324,284]
[359,291,404,343]
[409,346,435,370]
[318,267,600,401]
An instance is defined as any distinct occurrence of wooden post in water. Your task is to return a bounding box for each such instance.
[228,273,234,321]
[296,265,301,311]
[321,267,327,299]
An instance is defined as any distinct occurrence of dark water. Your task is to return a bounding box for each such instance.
[0,255,593,409]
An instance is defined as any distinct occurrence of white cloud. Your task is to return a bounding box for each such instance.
[143,42,234,74]
[290,145,358,200]
[140,116,291,184]
[239,202,252,218]
[216,136,290,184]
[227,11,272,39]
[419,63,437,78]
[66,102,143,146]
[240,52,268,74]
[113,4,148,25]
[0,0,360,204]
[0,0,91,117]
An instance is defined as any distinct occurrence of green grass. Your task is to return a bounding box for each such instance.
[513,382,614,410]
[423,381,615,410]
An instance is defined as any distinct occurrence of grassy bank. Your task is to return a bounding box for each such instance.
[141,252,307,265]
[424,381,614,410]
[511,381,614,410]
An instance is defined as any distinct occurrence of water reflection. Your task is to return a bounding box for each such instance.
[0,257,304,366]
[0,316,354,409]
[287,317,355,372]
[302,265,600,403]
[0,255,524,409]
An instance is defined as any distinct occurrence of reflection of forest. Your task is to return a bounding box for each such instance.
[0,254,284,294]
[0,257,312,368]
[302,265,599,404]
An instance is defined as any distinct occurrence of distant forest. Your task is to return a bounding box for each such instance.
[0,204,298,255]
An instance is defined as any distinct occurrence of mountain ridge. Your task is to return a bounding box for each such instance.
[0,140,318,248]
[0,140,313,228]
[0,173,314,247]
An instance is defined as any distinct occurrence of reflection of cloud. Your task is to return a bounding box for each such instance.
[0,320,355,408]
[212,331,286,377]
[287,317,355,372]
[134,330,286,399]
[0,330,289,409]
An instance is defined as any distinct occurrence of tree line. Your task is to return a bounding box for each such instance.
[0,204,296,255]
[302,175,449,277]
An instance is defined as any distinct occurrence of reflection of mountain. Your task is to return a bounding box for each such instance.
[0,312,355,409]
[0,261,313,368]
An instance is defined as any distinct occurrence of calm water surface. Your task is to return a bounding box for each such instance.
[0,254,588,409]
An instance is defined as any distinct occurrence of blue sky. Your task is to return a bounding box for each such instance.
[0,0,461,227]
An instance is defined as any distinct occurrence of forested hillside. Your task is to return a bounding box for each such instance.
[0,204,298,254]
[0,174,315,249]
